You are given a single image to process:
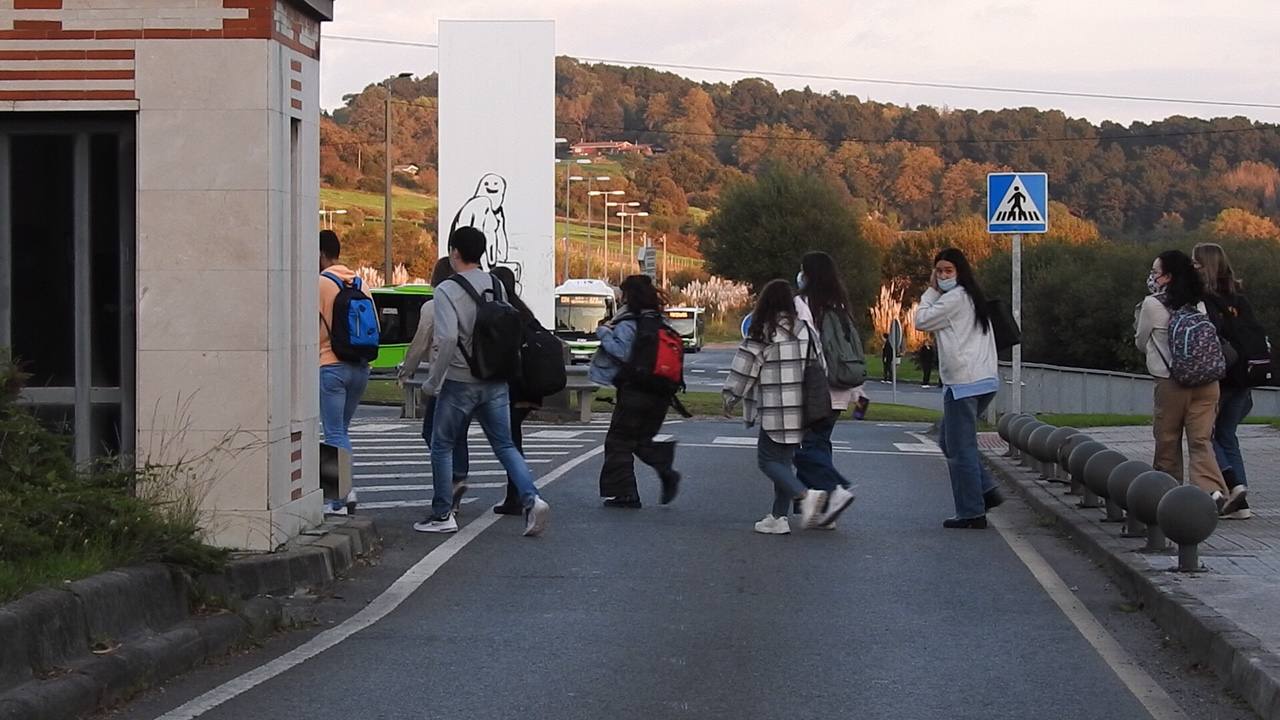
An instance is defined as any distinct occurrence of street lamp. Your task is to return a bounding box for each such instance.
[381,71,412,285]
[563,172,586,279]
[622,201,641,274]
[319,207,348,230]
[597,190,626,280]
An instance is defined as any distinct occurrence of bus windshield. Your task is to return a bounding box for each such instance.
[667,317,697,337]
[555,295,612,336]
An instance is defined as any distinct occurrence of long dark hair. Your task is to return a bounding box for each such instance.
[800,251,851,325]
[491,266,535,321]
[430,257,453,287]
[620,274,665,313]
[749,279,797,342]
[1157,250,1205,310]
[934,247,990,333]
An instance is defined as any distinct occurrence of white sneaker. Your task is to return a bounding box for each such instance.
[819,486,856,527]
[799,489,828,529]
[523,497,550,537]
[753,515,791,535]
[413,515,458,533]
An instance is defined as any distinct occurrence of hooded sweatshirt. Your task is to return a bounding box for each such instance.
[319,264,360,367]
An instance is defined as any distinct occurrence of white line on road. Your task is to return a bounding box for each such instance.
[676,442,947,458]
[989,513,1189,720]
[353,482,510,494]
[155,444,606,720]
[355,458,552,468]
[354,470,511,479]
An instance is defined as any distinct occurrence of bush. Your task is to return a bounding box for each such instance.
[356,175,385,193]
[0,355,226,601]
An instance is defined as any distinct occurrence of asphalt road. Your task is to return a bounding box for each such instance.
[686,346,944,410]
[110,418,1255,720]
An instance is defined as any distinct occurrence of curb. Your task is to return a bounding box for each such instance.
[0,516,380,720]
[984,451,1280,720]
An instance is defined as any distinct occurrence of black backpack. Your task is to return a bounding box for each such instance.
[1209,293,1274,388]
[445,274,523,382]
[322,272,380,364]
[611,312,686,396]
[515,319,568,399]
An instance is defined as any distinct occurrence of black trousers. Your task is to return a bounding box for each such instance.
[600,388,675,498]
[500,404,535,505]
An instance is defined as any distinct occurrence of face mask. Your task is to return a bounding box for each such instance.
[796,271,807,290]
[1147,273,1162,295]
[938,277,958,293]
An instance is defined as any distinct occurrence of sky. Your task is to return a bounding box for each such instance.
[320,0,1280,126]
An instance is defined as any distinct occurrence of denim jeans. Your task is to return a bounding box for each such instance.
[757,430,807,518]
[430,380,539,517]
[939,389,998,519]
[319,362,370,452]
[794,412,849,492]
[422,395,471,482]
[1213,386,1253,487]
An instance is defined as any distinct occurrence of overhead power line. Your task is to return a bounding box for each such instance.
[322,33,1280,110]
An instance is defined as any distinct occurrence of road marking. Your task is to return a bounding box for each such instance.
[677,442,946,458]
[155,444,606,720]
[893,431,943,454]
[354,470,511,479]
[989,513,1189,720]
[353,482,511,494]
[712,436,757,446]
[354,458,552,468]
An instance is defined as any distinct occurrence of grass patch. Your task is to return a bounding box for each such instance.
[320,187,438,217]
[364,378,404,406]
[0,356,228,603]
[1036,412,1280,429]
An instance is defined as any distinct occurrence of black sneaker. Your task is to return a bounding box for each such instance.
[660,471,682,505]
[983,487,1006,511]
[492,499,523,516]
[943,516,988,530]
[1220,485,1249,517]
[603,495,642,509]
[451,482,469,514]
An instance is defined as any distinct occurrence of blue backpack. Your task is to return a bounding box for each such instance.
[323,273,380,364]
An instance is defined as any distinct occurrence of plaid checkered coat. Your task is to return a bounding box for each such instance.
[721,317,821,444]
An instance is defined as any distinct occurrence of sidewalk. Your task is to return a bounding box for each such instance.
[983,424,1280,719]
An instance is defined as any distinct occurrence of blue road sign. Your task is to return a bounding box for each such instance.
[987,173,1048,234]
[740,313,752,339]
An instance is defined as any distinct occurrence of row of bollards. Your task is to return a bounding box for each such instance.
[995,413,1218,572]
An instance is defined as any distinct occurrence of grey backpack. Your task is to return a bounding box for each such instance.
[820,310,867,389]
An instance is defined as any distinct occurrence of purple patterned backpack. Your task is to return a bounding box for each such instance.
[1165,306,1226,387]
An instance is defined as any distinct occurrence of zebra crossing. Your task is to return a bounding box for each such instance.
[346,419,613,511]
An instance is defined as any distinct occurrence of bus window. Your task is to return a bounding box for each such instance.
[372,294,424,345]
[555,295,613,336]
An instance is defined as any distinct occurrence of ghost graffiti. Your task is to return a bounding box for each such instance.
[450,173,509,272]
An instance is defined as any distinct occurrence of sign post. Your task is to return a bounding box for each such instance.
[888,318,904,406]
[987,172,1049,414]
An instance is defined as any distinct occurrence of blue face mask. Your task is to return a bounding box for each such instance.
[938,277,958,292]
[796,271,807,290]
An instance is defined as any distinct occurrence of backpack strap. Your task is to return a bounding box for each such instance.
[321,271,345,291]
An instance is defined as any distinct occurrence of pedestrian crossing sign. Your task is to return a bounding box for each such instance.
[987,173,1049,234]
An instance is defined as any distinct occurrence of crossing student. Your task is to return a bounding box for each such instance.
[589,274,682,508]
[413,227,550,537]
[913,248,1004,529]
[723,279,828,535]
[399,257,470,507]
[792,251,860,529]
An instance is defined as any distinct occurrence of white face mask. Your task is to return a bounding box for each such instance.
[796,271,806,290]
[938,277,958,292]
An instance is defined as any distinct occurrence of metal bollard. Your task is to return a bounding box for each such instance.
[1127,471,1179,553]
[1008,415,1037,460]
[1082,449,1126,512]
[1107,460,1152,537]
[1067,440,1107,498]
[1027,425,1058,480]
[1015,421,1044,467]
[1043,427,1079,483]
[1157,485,1219,573]
[1057,434,1094,491]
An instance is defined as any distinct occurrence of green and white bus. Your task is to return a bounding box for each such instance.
[664,306,706,353]
[554,279,618,364]
[369,284,433,374]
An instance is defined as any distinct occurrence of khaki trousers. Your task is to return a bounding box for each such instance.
[1152,379,1228,496]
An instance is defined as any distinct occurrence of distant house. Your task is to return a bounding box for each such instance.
[393,163,420,176]
[570,140,654,157]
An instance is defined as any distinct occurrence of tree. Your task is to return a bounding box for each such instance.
[699,166,881,313]
[1209,208,1280,241]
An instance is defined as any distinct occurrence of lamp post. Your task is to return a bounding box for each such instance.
[595,190,625,280]
[559,158,590,280]
[319,207,348,230]
[584,176,611,276]
[381,72,413,285]
[622,201,641,275]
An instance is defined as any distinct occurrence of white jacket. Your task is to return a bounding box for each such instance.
[1134,294,1206,379]
[913,287,998,387]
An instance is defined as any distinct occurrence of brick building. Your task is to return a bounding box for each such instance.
[0,0,334,550]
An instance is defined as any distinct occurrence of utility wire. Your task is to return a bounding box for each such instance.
[322,33,1280,110]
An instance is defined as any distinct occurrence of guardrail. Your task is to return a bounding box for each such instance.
[998,413,1217,572]
[991,361,1280,416]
